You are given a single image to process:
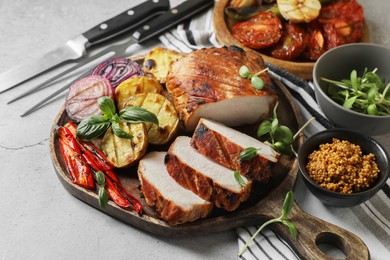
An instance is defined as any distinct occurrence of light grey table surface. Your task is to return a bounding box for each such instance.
[0,1,388,259]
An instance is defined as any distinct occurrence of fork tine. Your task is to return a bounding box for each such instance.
[8,49,115,104]
[20,71,90,117]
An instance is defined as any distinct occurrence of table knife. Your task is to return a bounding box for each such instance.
[8,0,214,104]
[21,0,214,117]
[0,0,170,93]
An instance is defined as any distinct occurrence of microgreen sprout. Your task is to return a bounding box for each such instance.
[239,65,269,90]
[257,102,315,156]
[321,68,390,116]
[238,191,297,256]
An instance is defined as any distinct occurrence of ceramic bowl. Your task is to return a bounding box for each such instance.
[313,43,390,136]
[298,129,389,207]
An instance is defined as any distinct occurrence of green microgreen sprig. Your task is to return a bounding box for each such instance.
[76,96,159,141]
[95,171,109,208]
[239,65,269,90]
[238,191,297,256]
[321,68,390,116]
[256,102,315,156]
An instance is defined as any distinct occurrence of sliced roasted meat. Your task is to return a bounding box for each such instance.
[165,136,252,211]
[191,118,280,182]
[165,46,277,132]
[138,152,212,225]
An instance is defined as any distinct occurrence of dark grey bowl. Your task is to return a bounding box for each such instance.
[313,43,390,136]
[298,129,389,207]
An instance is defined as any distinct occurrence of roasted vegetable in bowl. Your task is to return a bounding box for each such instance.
[228,0,365,61]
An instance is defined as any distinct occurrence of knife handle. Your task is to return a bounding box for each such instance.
[83,0,170,46]
[132,0,214,44]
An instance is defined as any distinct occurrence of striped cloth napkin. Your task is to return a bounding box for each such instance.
[156,4,390,260]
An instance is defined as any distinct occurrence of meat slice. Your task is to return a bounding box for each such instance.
[191,118,280,182]
[165,136,252,211]
[138,152,212,225]
[165,45,277,132]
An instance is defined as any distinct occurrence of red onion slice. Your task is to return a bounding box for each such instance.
[65,75,114,122]
[91,58,143,88]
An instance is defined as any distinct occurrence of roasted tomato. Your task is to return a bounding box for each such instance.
[231,12,283,49]
[268,22,308,61]
[302,22,326,61]
[319,0,365,49]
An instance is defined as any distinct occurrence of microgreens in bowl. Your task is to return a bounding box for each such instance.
[321,68,390,116]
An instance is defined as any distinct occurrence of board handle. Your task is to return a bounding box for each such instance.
[269,202,370,260]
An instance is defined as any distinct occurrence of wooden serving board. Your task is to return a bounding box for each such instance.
[50,60,369,259]
[213,0,370,80]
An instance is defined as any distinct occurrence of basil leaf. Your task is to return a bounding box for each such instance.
[112,122,133,139]
[274,141,292,155]
[111,114,121,124]
[76,115,110,141]
[234,170,245,187]
[98,96,116,118]
[95,171,105,186]
[98,187,109,208]
[257,120,271,137]
[282,220,298,238]
[240,147,259,161]
[119,106,159,125]
[281,191,294,218]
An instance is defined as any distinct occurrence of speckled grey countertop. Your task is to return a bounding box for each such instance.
[0,1,388,259]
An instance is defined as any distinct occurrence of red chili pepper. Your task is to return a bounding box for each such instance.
[58,138,95,190]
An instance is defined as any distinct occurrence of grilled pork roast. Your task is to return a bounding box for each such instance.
[138,152,212,225]
[165,45,277,132]
[191,118,280,182]
[164,136,252,211]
